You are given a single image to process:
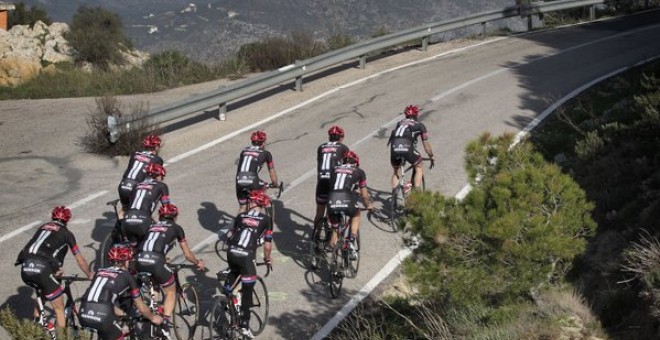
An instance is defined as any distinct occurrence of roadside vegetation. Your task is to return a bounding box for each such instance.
[328,58,660,339]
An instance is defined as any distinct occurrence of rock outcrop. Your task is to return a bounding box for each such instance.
[0,21,148,87]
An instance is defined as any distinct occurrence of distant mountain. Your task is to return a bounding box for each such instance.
[20,0,516,63]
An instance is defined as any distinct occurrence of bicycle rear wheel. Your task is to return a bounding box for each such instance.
[100,225,123,268]
[172,283,199,340]
[389,186,405,232]
[308,220,327,270]
[249,277,270,336]
[347,230,360,278]
[329,243,345,299]
[208,296,234,340]
[214,233,230,262]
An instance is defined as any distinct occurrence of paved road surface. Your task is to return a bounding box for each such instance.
[1,10,659,339]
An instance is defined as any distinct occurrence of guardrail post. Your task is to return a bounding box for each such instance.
[481,22,486,37]
[421,36,429,51]
[359,55,366,69]
[218,103,227,120]
[295,76,303,91]
[589,5,595,20]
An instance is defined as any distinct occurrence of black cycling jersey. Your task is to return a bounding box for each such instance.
[228,209,273,253]
[121,151,164,183]
[316,142,349,180]
[137,219,186,255]
[81,267,140,304]
[235,146,274,184]
[329,164,367,193]
[389,118,428,166]
[126,178,170,215]
[18,220,80,269]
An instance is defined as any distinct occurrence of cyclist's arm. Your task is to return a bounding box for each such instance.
[422,140,434,159]
[133,297,162,324]
[262,224,273,263]
[179,240,204,270]
[268,167,279,187]
[359,186,372,209]
[74,252,94,279]
[263,240,272,262]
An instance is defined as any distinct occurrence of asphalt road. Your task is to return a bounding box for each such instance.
[1,9,659,340]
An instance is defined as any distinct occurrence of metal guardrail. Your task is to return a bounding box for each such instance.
[123,0,616,129]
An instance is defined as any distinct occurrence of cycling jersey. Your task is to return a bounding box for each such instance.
[327,164,367,217]
[79,267,141,339]
[389,118,428,166]
[316,142,349,204]
[135,219,187,287]
[235,146,274,204]
[123,179,171,246]
[18,220,80,269]
[118,151,164,206]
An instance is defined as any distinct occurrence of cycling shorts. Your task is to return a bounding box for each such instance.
[79,302,122,340]
[122,213,152,246]
[315,177,332,205]
[390,147,422,167]
[327,191,358,219]
[20,255,62,301]
[135,251,175,287]
[235,175,266,205]
[227,247,257,282]
[117,179,138,206]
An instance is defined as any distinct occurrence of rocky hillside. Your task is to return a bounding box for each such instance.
[0,21,148,87]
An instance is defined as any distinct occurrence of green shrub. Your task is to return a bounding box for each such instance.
[236,31,327,72]
[7,1,52,28]
[66,6,131,70]
[404,133,596,307]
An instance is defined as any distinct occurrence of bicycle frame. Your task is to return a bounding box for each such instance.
[34,275,88,339]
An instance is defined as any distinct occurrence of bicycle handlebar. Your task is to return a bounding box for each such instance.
[169,262,207,272]
[421,157,435,169]
[256,261,272,277]
[60,274,91,283]
[267,181,284,199]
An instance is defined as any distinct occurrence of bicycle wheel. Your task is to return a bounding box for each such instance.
[208,296,233,340]
[172,283,199,340]
[248,277,270,336]
[389,186,405,232]
[329,243,344,299]
[100,226,122,268]
[308,220,326,270]
[215,234,230,262]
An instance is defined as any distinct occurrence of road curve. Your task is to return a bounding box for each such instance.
[1,9,660,339]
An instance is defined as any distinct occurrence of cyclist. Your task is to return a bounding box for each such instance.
[78,245,163,339]
[313,125,349,229]
[15,206,94,330]
[235,130,279,213]
[223,190,273,339]
[122,162,171,248]
[326,151,373,258]
[388,105,434,191]
[135,203,205,338]
[117,135,164,220]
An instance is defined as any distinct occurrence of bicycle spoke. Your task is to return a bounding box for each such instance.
[249,277,270,336]
[173,283,199,340]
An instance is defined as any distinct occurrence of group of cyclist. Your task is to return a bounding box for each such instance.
[14,104,433,339]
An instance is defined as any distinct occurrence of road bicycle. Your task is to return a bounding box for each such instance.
[215,182,283,262]
[31,274,90,340]
[208,262,271,339]
[389,157,433,231]
[327,209,368,299]
[136,263,201,340]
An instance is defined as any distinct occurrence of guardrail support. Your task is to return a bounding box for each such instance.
[218,103,227,121]
[359,55,366,69]
[589,5,595,20]
[481,22,487,37]
[295,76,303,91]
[422,36,429,51]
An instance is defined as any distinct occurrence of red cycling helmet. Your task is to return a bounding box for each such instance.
[51,206,71,223]
[328,125,344,137]
[404,105,420,118]
[248,190,271,207]
[250,131,267,145]
[107,244,132,262]
[145,163,166,177]
[159,203,179,219]
[143,135,162,149]
[343,150,360,166]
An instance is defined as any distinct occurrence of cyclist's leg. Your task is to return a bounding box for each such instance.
[236,183,249,214]
[238,259,258,330]
[313,179,329,228]
[390,152,403,189]
[410,150,424,189]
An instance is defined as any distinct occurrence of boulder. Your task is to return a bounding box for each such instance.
[0,56,42,87]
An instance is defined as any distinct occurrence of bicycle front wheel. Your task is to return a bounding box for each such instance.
[249,277,270,336]
[172,283,199,340]
[208,296,233,340]
[100,226,122,268]
[329,243,345,299]
[348,231,360,278]
[308,220,327,270]
[214,235,229,262]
